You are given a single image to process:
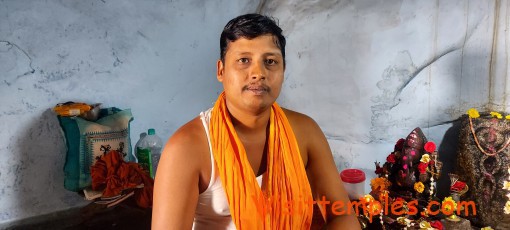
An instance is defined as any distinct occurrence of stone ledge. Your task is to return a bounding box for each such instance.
[1,201,151,230]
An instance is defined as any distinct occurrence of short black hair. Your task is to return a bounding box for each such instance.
[220,13,286,66]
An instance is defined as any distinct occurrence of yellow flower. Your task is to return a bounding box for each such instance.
[420,154,430,163]
[362,194,375,203]
[504,181,510,190]
[442,196,457,213]
[506,115,510,120]
[370,177,391,191]
[505,201,510,214]
[419,220,432,230]
[490,112,503,119]
[414,182,425,193]
[467,108,480,118]
[368,201,382,215]
[481,227,494,230]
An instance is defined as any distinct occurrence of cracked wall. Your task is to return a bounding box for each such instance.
[0,0,258,225]
[263,0,505,185]
[0,41,35,86]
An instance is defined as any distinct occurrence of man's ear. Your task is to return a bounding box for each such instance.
[216,59,224,82]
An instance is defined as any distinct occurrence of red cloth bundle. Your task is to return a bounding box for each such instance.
[90,150,154,208]
[450,181,467,192]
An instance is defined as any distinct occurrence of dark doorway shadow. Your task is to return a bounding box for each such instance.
[436,119,461,199]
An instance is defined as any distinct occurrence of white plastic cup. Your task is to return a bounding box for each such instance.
[340,169,366,200]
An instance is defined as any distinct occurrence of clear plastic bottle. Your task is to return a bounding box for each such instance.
[135,128,163,178]
[133,132,147,163]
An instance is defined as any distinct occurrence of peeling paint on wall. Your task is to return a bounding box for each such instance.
[371,50,418,139]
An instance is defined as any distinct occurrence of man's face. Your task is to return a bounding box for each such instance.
[217,35,284,114]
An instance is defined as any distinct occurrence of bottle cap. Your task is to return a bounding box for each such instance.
[148,128,155,135]
[340,169,366,184]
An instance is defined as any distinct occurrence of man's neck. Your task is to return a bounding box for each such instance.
[225,101,271,135]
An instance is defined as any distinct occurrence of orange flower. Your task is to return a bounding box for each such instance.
[362,194,375,203]
[414,182,425,193]
[369,201,382,215]
[371,177,391,191]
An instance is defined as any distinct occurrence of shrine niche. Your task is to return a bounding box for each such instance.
[456,109,510,229]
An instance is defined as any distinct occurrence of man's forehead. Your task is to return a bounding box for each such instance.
[231,51,282,56]
[226,35,282,55]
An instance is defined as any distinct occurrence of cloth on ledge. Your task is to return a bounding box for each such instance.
[90,150,154,209]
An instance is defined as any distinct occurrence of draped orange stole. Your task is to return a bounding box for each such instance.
[209,92,313,229]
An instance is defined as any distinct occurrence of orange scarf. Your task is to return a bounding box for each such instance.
[209,92,313,229]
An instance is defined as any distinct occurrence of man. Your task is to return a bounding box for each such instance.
[152,14,360,229]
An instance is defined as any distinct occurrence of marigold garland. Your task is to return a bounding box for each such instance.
[467,108,510,120]
[468,110,510,156]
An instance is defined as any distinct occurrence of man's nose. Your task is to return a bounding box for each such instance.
[250,60,266,80]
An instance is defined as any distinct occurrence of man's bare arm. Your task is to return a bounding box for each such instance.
[152,121,204,229]
[302,116,361,229]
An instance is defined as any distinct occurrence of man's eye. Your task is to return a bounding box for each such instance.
[238,58,249,63]
[265,59,278,65]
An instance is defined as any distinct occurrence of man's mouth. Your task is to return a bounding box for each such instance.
[243,85,270,95]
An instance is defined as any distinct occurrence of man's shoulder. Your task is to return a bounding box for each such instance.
[281,107,317,126]
[281,107,324,141]
[167,116,207,150]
